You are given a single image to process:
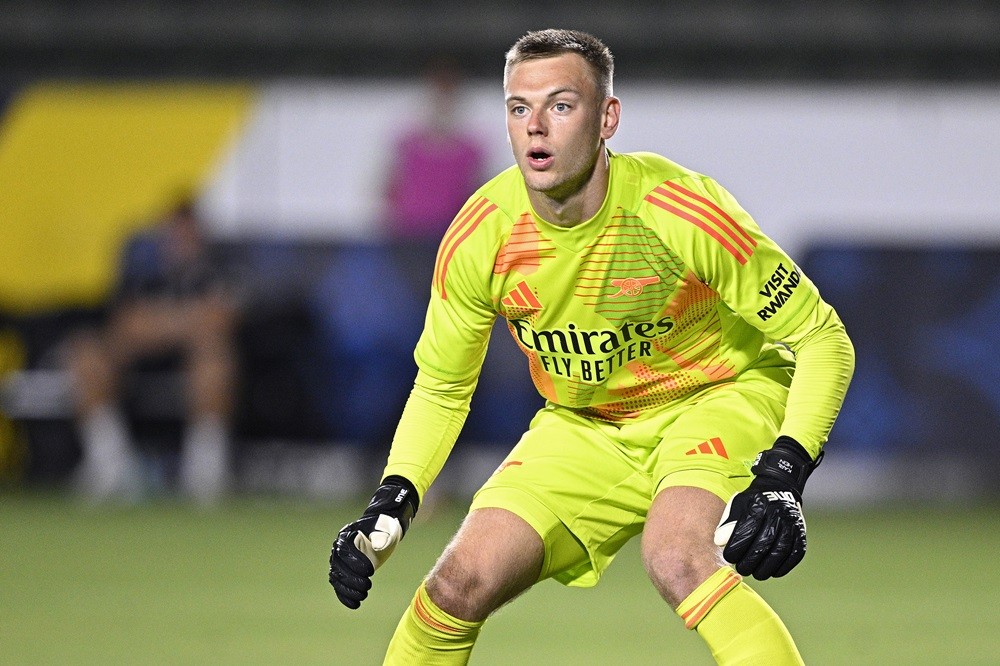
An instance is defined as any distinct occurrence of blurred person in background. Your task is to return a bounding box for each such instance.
[305,60,485,486]
[330,29,853,665]
[383,57,488,242]
[67,197,239,504]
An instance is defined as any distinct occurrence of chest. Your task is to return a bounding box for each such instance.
[492,216,691,330]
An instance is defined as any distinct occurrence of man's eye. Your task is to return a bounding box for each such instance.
[510,106,527,116]
[554,103,570,112]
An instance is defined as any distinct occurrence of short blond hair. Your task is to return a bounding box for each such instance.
[504,29,614,98]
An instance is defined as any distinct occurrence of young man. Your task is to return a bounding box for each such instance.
[330,29,853,664]
[68,199,238,504]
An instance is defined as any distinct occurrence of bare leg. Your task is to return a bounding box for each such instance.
[177,297,238,503]
[641,485,728,607]
[383,507,544,664]
[426,507,544,621]
[642,485,802,663]
[65,330,140,501]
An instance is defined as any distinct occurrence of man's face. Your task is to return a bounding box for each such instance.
[505,53,618,202]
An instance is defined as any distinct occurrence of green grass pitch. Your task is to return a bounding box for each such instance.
[2,493,998,664]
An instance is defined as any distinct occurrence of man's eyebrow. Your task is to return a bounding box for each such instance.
[505,88,583,104]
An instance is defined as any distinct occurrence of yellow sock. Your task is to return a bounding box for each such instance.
[676,567,803,666]
[383,581,484,665]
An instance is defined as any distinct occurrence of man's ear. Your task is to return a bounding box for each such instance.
[601,96,621,141]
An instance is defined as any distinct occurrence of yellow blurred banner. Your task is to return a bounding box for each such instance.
[0,82,253,313]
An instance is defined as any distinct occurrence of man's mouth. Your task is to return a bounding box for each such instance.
[527,149,554,169]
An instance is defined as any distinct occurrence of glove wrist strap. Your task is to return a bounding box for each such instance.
[750,436,822,494]
[364,475,419,535]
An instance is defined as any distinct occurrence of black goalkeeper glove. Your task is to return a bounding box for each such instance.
[329,475,418,609]
[714,436,822,581]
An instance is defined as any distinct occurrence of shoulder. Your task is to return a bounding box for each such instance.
[612,151,714,195]
[609,151,741,219]
[476,164,528,217]
[447,165,525,242]
[609,151,729,213]
[615,152,759,265]
[431,166,524,297]
[615,151,703,182]
[121,228,165,263]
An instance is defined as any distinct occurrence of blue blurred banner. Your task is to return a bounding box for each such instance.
[803,245,1000,472]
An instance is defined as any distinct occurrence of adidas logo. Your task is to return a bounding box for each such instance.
[501,281,543,310]
[685,437,729,459]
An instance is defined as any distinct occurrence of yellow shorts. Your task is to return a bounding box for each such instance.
[469,365,791,588]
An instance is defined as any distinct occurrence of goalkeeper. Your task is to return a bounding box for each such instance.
[329,28,853,665]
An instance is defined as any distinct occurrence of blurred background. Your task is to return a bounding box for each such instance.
[2,2,1000,664]
[1,0,1000,502]
[2,0,999,503]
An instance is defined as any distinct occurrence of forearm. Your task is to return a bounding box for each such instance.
[382,369,476,500]
[778,303,855,458]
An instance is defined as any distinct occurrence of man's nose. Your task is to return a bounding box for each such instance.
[527,110,546,135]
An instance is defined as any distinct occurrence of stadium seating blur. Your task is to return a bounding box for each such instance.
[1,1,999,500]
[0,239,543,491]
[2,1,998,81]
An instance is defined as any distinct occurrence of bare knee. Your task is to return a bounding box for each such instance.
[66,331,118,411]
[424,508,543,622]
[425,553,495,622]
[186,350,236,418]
[642,537,725,608]
[641,486,728,608]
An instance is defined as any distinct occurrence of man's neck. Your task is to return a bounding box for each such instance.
[530,149,611,228]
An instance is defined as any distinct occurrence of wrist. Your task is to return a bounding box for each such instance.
[364,475,419,535]
[750,436,822,494]
[380,475,419,513]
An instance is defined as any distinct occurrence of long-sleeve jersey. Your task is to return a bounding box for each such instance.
[384,151,854,499]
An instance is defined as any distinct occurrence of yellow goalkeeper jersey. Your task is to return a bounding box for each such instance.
[386,151,853,494]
